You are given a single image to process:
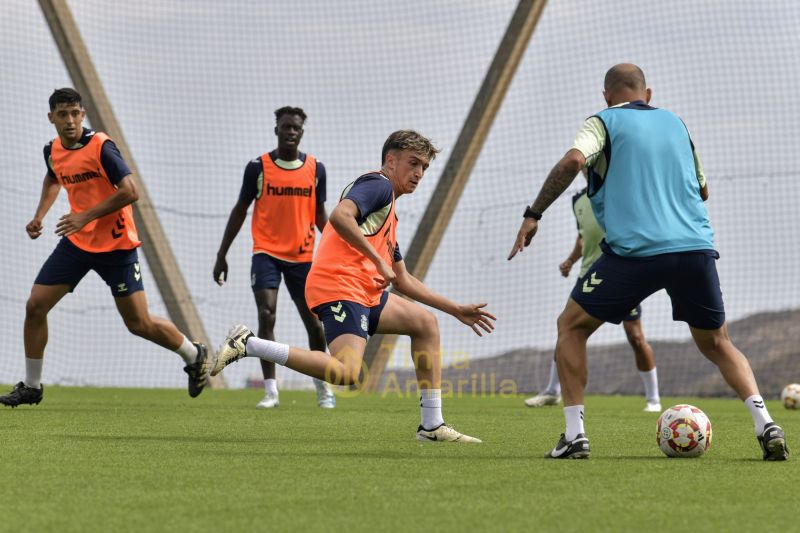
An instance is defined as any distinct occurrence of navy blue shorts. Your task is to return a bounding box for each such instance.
[571,247,725,330]
[251,253,311,301]
[573,278,642,322]
[313,291,390,344]
[623,305,643,322]
[34,237,143,297]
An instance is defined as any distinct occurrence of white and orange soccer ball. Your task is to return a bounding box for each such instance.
[656,404,712,458]
[781,384,800,409]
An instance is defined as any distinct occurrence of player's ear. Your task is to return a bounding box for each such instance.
[274,126,278,136]
[47,112,54,124]
[385,150,397,170]
[645,87,652,104]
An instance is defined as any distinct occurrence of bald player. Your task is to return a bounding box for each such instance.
[509,64,788,461]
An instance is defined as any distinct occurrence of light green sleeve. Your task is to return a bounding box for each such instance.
[570,117,606,167]
[693,149,706,188]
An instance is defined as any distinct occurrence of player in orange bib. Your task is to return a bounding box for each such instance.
[213,106,335,409]
[0,88,211,408]
[212,130,496,443]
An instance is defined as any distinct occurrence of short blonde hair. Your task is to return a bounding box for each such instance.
[381,130,440,164]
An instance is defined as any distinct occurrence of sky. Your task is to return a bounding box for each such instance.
[1,0,798,388]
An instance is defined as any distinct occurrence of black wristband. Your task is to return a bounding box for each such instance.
[523,206,542,220]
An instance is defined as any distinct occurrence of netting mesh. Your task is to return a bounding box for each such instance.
[2,0,799,395]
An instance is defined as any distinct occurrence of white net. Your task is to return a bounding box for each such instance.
[1,0,799,395]
[0,0,516,389]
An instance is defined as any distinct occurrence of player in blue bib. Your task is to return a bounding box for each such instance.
[509,64,787,461]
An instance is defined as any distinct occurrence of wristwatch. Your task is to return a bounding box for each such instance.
[523,206,542,220]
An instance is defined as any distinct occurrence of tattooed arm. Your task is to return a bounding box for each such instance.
[531,149,585,213]
[508,149,585,260]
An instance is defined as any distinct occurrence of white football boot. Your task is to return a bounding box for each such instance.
[643,401,662,413]
[416,423,482,443]
[256,392,280,409]
[524,392,561,407]
[212,324,253,376]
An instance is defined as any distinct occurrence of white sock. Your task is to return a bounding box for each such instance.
[639,368,660,404]
[545,359,561,395]
[263,378,278,396]
[24,357,43,389]
[744,395,773,435]
[175,336,198,364]
[420,388,444,430]
[246,337,289,366]
[564,405,585,441]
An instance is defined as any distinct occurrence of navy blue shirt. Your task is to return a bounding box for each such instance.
[44,128,131,185]
[343,173,403,262]
[238,150,326,206]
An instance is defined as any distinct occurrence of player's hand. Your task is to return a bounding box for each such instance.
[55,212,89,237]
[507,218,539,260]
[213,256,228,286]
[559,258,574,277]
[26,218,43,239]
[373,260,396,290]
[454,302,496,337]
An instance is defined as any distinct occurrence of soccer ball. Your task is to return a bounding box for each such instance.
[656,404,712,458]
[781,384,800,409]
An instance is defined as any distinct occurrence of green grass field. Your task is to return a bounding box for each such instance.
[2,387,797,533]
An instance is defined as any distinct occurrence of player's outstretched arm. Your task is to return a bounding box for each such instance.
[508,218,538,260]
[55,173,138,237]
[27,174,62,239]
[392,260,496,336]
[214,201,249,285]
[508,149,585,260]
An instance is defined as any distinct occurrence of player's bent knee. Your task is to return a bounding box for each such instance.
[124,318,152,338]
[693,326,727,350]
[556,311,575,337]
[257,306,276,330]
[557,307,596,340]
[25,297,49,319]
[415,310,438,337]
[330,366,361,386]
[322,355,362,386]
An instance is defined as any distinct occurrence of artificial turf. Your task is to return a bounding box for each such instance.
[1,387,797,532]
